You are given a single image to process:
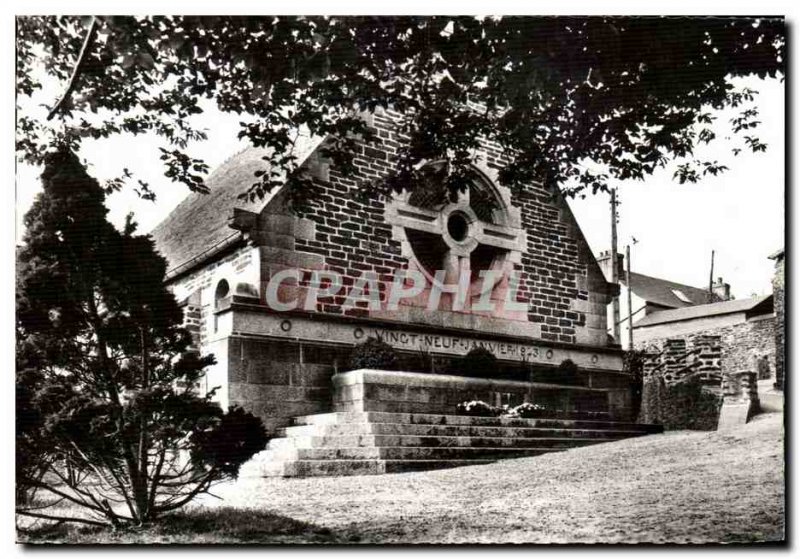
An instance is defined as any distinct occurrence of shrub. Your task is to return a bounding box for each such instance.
[458,347,498,378]
[455,400,504,417]
[557,359,583,385]
[532,359,584,386]
[624,349,645,420]
[662,376,722,430]
[348,336,398,370]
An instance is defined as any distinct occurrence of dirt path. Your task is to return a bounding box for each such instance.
[199,411,784,543]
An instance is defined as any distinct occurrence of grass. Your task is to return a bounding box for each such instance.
[19,508,341,544]
[19,412,785,544]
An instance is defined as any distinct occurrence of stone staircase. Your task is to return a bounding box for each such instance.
[242,410,663,477]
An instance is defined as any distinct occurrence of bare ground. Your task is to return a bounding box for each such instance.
[20,412,785,544]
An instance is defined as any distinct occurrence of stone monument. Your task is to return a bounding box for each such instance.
[151,108,655,476]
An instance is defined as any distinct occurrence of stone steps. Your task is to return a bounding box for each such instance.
[252,459,500,477]
[267,433,634,451]
[291,411,656,432]
[262,446,561,461]
[243,409,662,478]
[280,422,645,440]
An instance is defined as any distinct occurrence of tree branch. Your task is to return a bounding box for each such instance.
[22,479,106,515]
[16,509,108,528]
[47,17,99,121]
[154,470,217,514]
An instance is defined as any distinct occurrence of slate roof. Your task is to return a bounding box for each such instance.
[150,134,323,276]
[624,271,720,309]
[634,294,773,328]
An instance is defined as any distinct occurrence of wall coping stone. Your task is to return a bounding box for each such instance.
[334,369,612,393]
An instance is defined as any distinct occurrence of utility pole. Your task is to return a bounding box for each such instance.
[626,244,633,350]
[708,250,715,303]
[610,188,621,344]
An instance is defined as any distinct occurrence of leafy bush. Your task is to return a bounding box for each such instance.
[662,376,722,430]
[190,406,271,476]
[458,347,498,378]
[348,336,398,370]
[532,359,584,386]
[638,375,721,430]
[624,349,645,420]
[455,400,504,417]
[556,359,583,385]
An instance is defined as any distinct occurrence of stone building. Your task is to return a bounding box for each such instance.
[633,295,775,379]
[769,248,785,390]
[150,109,631,441]
[596,250,726,349]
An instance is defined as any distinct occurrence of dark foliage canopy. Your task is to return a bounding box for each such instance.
[459,346,498,378]
[16,16,784,205]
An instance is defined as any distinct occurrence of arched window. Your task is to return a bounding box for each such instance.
[214,279,230,307]
[213,280,230,333]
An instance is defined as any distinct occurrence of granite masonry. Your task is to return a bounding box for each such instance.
[634,296,776,382]
[150,108,657,475]
[770,249,785,391]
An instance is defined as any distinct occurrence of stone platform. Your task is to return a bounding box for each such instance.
[241,369,661,478]
[332,369,632,419]
[241,410,663,477]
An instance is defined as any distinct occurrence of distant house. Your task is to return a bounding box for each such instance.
[633,295,775,379]
[596,251,728,348]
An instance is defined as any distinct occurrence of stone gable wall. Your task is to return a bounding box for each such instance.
[253,108,611,347]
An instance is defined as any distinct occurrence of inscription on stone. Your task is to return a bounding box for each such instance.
[368,327,546,360]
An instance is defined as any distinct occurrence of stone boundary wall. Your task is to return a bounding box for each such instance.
[637,316,776,382]
[642,335,723,391]
[639,335,766,430]
[772,256,785,390]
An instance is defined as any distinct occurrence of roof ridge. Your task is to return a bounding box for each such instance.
[634,294,773,328]
[628,270,707,292]
[678,293,765,309]
[217,144,258,168]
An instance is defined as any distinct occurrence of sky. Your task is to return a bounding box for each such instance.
[14,57,784,304]
[570,76,785,300]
